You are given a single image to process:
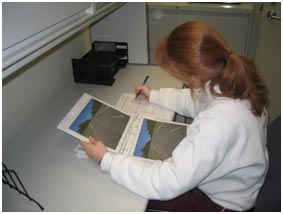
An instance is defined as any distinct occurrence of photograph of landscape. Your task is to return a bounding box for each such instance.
[133,119,187,160]
[69,98,130,150]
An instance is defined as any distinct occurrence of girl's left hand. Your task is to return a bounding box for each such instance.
[80,136,108,164]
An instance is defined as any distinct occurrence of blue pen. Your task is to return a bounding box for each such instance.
[135,75,149,99]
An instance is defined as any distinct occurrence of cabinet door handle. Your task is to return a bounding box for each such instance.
[267,10,281,20]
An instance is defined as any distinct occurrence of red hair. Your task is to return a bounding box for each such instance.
[155,21,268,116]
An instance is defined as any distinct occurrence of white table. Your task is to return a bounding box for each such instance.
[2,65,183,211]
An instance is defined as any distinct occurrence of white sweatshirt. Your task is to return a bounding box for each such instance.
[100,87,268,211]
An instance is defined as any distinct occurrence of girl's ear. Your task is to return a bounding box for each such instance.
[187,76,202,89]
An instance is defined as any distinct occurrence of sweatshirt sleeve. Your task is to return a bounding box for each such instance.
[99,111,231,200]
[149,88,201,118]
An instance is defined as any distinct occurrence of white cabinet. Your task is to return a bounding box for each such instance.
[148,3,253,64]
[2,2,124,79]
[3,3,91,50]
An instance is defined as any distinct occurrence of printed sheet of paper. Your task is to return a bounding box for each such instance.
[115,93,174,121]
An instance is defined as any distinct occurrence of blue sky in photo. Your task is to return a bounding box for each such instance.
[69,99,94,132]
[134,119,152,157]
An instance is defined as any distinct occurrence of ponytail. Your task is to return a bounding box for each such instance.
[210,54,268,116]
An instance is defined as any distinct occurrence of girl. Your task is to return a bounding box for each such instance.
[80,21,269,211]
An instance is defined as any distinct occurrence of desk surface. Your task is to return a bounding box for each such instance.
[2,65,183,211]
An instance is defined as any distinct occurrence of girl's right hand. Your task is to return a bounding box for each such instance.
[134,85,152,101]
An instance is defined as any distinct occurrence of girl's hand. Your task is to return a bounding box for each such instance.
[80,136,107,164]
[135,85,152,101]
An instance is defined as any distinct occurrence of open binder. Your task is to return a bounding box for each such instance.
[57,93,188,161]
